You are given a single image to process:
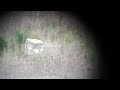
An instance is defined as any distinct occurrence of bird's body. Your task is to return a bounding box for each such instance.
[26,38,43,44]
[25,38,43,54]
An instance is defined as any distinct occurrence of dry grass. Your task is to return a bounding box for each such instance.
[0,11,99,79]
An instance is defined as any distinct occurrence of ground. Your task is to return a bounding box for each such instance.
[0,11,99,79]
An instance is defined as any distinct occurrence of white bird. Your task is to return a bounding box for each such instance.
[25,38,43,54]
[26,38,43,44]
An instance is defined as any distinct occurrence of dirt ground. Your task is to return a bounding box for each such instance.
[0,11,100,79]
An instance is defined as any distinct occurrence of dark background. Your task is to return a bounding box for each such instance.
[65,11,119,79]
[77,12,119,79]
[0,11,119,79]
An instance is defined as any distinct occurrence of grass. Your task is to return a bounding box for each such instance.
[15,31,28,45]
[0,36,7,56]
[15,31,28,55]
[0,12,98,79]
[5,30,29,56]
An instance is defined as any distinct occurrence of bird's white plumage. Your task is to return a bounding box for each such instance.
[26,38,43,44]
[25,38,43,55]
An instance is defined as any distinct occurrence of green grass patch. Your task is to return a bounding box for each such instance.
[15,31,28,45]
[0,36,7,56]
